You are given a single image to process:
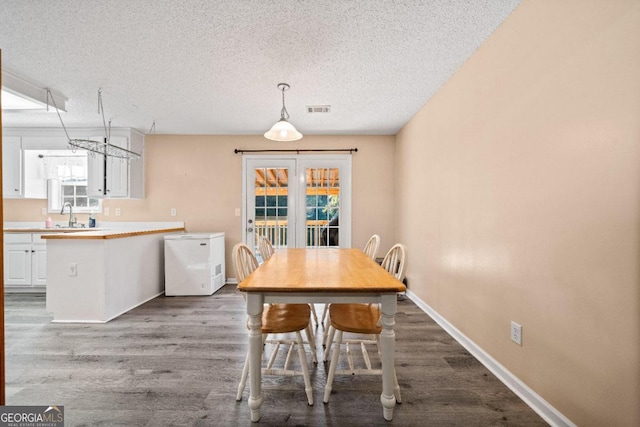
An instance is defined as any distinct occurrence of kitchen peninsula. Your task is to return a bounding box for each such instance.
[43,222,185,323]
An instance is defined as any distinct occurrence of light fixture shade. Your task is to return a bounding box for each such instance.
[264,118,303,141]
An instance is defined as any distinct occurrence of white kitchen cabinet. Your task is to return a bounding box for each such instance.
[22,149,48,199]
[87,131,145,198]
[4,233,46,290]
[4,242,31,285]
[3,133,71,199]
[2,136,23,198]
[32,234,48,286]
[3,127,145,200]
[88,135,129,197]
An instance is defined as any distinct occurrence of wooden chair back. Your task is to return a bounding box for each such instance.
[258,236,275,261]
[381,243,407,282]
[233,243,259,282]
[362,234,380,260]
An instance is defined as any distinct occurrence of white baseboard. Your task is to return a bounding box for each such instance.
[4,286,46,293]
[406,289,576,427]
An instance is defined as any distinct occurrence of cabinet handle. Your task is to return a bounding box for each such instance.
[24,250,29,253]
[31,250,36,253]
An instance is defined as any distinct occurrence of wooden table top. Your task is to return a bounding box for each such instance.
[237,248,406,293]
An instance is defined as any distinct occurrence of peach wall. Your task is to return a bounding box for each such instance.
[395,0,640,425]
[4,135,396,278]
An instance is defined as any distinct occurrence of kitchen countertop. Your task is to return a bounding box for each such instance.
[4,227,105,233]
[41,227,185,240]
[5,221,186,239]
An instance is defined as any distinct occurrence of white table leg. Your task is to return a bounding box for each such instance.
[379,293,398,421]
[247,294,264,422]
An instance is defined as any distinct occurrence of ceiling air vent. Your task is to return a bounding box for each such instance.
[306,105,331,113]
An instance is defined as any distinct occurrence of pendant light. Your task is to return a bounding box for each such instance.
[264,83,303,141]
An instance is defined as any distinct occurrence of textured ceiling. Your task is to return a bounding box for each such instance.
[0,0,521,136]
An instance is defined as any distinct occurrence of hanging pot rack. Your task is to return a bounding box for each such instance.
[47,88,141,160]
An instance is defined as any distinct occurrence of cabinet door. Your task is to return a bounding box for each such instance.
[87,135,129,197]
[22,149,48,199]
[4,243,32,286]
[87,136,106,197]
[2,136,23,198]
[32,243,47,286]
[105,136,129,197]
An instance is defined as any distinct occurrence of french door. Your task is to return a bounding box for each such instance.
[242,155,351,257]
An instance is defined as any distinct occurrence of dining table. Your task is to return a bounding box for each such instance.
[237,247,407,422]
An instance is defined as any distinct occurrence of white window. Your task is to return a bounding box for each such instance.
[39,150,102,213]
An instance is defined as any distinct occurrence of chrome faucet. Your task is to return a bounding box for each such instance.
[60,202,76,228]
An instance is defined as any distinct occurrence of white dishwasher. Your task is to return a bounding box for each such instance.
[164,233,225,296]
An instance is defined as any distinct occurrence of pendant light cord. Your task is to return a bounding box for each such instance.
[280,86,290,120]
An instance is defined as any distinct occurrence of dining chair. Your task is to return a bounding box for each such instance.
[362,234,381,260]
[233,243,317,405]
[320,234,381,343]
[259,236,320,329]
[322,243,407,404]
[258,235,275,261]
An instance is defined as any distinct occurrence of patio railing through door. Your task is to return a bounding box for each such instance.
[255,219,334,248]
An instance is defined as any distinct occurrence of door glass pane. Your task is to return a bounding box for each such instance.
[306,167,340,247]
[254,167,289,253]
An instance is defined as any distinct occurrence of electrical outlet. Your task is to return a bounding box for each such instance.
[68,263,77,277]
[170,208,177,217]
[511,321,522,346]
[234,208,241,217]
[41,207,47,215]
[104,207,110,216]
[115,208,121,216]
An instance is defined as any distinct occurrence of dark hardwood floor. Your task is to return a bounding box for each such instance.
[4,286,547,426]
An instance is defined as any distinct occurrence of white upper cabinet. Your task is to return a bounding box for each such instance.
[2,136,23,198]
[88,135,129,197]
[87,130,144,198]
[3,127,145,200]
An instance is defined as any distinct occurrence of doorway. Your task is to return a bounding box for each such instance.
[242,155,352,256]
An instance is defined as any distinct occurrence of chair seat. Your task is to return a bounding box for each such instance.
[329,303,381,334]
[262,304,312,334]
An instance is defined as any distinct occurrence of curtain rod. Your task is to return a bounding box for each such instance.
[234,148,358,154]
